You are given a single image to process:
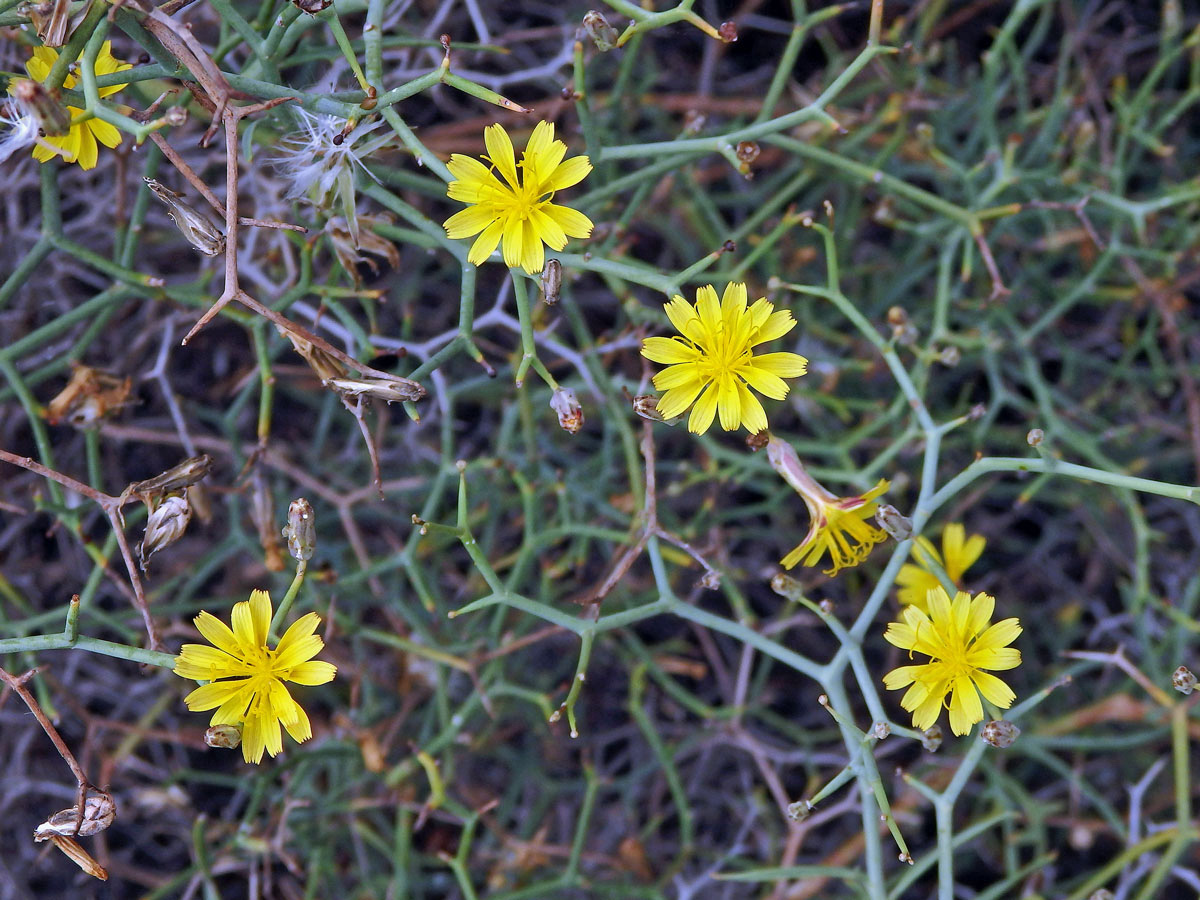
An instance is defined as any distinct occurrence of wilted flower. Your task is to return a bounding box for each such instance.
[174,589,337,764]
[33,788,116,839]
[883,588,1021,737]
[143,178,225,256]
[444,120,593,274]
[768,435,889,574]
[21,41,131,170]
[138,493,191,572]
[895,523,986,611]
[641,283,808,434]
[550,387,584,433]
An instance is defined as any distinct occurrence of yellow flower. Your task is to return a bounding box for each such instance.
[444,121,593,274]
[174,589,337,764]
[767,435,889,574]
[883,588,1021,736]
[641,284,809,434]
[22,41,131,170]
[895,523,986,611]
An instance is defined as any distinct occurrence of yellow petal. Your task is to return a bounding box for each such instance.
[972,671,1015,708]
[174,644,246,681]
[287,660,337,685]
[483,123,519,189]
[641,336,699,366]
[948,675,983,736]
[183,679,246,712]
[663,296,698,338]
[541,202,592,239]
[543,155,592,192]
[467,218,505,266]
[656,380,706,420]
[687,381,719,434]
[445,204,497,239]
[73,123,98,170]
[734,380,767,433]
[194,610,242,658]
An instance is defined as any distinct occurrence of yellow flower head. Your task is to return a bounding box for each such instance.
[767,435,889,574]
[22,41,131,170]
[641,283,809,434]
[444,121,593,274]
[174,589,337,764]
[895,523,986,611]
[883,588,1021,736]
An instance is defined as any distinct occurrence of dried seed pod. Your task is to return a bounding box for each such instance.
[40,835,107,881]
[874,504,912,541]
[9,79,71,135]
[34,788,116,839]
[138,493,191,572]
[282,498,316,561]
[550,387,584,434]
[582,10,619,51]
[540,258,562,304]
[325,375,425,404]
[1172,665,1196,695]
[143,177,225,257]
[980,719,1021,749]
[204,724,242,749]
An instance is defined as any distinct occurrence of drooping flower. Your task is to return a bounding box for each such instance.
[883,587,1021,736]
[767,435,889,574]
[444,120,593,274]
[641,284,808,434]
[21,41,131,170]
[895,523,986,611]
[174,589,337,764]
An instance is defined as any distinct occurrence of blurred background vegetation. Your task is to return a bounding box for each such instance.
[1,0,1198,898]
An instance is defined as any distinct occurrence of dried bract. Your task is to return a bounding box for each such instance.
[144,178,225,257]
[40,835,107,881]
[23,0,73,46]
[279,327,348,382]
[283,498,316,561]
[124,455,213,507]
[325,215,400,284]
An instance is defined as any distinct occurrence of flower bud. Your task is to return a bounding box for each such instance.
[874,504,912,541]
[980,719,1020,749]
[290,0,331,11]
[143,178,225,257]
[1026,428,1045,447]
[550,387,584,434]
[540,258,562,304]
[282,498,316,561]
[632,394,680,425]
[1172,665,1196,695]
[871,721,890,740]
[921,724,943,752]
[718,20,738,42]
[582,10,619,51]
[785,799,812,821]
[138,493,191,572]
[204,724,243,749]
[937,345,961,366]
[734,140,759,176]
[34,788,116,839]
[10,79,71,135]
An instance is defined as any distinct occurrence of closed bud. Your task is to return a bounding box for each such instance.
[937,345,961,366]
[10,79,71,135]
[282,498,316,561]
[582,10,619,51]
[718,21,738,41]
[785,799,812,821]
[540,258,562,304]
[633,394,680,425]
[874,504,912,541]
[290,0,331,11]
[980,719,1020,748]
[734,140,759,176]
[34,788,116,839]
[204,724,243,749]
[1027,428,1045,447]
[138,493,191,572]
[871,721,890,740]
[550,387,584,434]
[1172,665,1196,695]
[163,106,188,127]
[143,178,225,257]
[921,724,943,752]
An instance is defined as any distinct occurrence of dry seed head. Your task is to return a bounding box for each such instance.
[34,789,116,840]
[582,10,619,51]
[138,493,191,572]
[980,719,1021,749]
[874,504,912,541]
[550,387,585,434]
[283,498,316,561]
[1172,665,1196,695]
